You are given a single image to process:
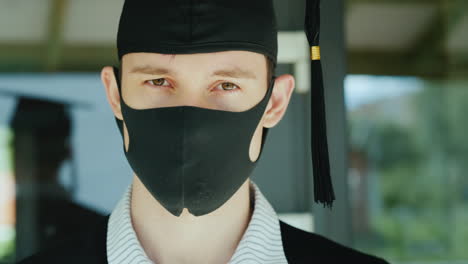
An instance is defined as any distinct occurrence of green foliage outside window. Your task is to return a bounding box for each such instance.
[0,127,15,262]
[348,79,468,262]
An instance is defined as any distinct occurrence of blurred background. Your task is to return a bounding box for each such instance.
[0,0,467,263]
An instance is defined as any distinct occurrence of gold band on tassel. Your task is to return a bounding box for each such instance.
[311,46,321,61]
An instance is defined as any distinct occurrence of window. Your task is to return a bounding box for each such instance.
[346,75,468,263]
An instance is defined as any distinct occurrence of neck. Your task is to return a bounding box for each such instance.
[130,175,253,264]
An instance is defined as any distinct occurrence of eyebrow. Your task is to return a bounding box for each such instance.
[129,65,257,80]
[129,65,175,76]
[211,67,257,80]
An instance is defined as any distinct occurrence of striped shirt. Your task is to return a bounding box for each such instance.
[106,180,288,263]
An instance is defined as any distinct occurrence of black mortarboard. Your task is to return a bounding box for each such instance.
[0,89,88,136]
[116,0,334,207]
[117,0,277,64]
[9,97,71,137]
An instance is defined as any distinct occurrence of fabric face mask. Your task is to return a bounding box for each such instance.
[113,67,274,217]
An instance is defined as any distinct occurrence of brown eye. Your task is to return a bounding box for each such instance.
[149,78,168,86]
[221,82,237,91]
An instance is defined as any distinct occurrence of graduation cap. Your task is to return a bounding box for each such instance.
[10,98,71,137]
[0,89,88,136]
[116,0,334,207]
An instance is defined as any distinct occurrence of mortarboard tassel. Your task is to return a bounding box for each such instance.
[305,0,335,207]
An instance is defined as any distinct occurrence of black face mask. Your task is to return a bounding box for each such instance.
[113,68,274,216]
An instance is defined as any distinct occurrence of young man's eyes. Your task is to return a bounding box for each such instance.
[147,78,170,87]
[144,78,240,93]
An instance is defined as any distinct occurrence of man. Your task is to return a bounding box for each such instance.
[19,0,389,263]
[9,97,104,260]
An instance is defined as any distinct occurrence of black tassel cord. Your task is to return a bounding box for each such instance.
[304,0,335,207]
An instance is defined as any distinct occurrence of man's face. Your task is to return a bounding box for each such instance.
[118,50,270,162]
[120,51,269,113]
[103,50,294,162]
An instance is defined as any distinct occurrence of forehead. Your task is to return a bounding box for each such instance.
[121,50,267,76]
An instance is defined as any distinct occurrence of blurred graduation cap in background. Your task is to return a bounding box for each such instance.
[0,89,90,133]
[0,88,91,147]
[9,95,72,138]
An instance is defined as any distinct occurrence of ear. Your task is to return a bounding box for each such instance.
[262,74,295,128]
[101,66,123,120]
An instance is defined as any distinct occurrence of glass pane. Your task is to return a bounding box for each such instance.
[0,75,114,262]
[0,126,15,262]
[346,75,468,263]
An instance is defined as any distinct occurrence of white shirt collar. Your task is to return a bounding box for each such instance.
[106,180,288,264]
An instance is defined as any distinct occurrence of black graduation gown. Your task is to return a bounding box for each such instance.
[17,215,389,264]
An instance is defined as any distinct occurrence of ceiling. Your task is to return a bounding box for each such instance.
[0,0,466,77]
[346,0,468,77]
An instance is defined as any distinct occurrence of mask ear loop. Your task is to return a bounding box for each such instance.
[112,66,122,95]
[257,75,276,160]
[112,66,125,137]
